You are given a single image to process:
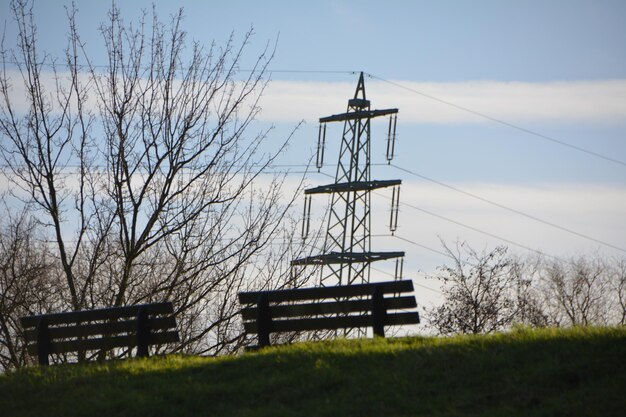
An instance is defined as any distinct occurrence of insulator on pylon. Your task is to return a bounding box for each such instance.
[316,123,326,171]
[394,258,404,281]
[386,114,398,163]
[301,194,312,240]
[389,185,400,234]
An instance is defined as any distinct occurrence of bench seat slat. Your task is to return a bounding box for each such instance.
[20,302,174,328]
[23,316,177,343]
[238,280,414,304]
[243,311,420,334]
[27,330,180,355]
[240,296,417,321]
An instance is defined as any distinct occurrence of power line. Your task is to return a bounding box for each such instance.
[393,235,454,259]
[5,57,622,169]
[389,163,626,254]
[263,69,357,75]
[374,190,567,263]
[311,170,623,259]
[390,233,597,293]
[3,57,622,167]
[4,159,622,255]
[370,265,443,295]
[1,59,357,76]
[0,163,316,175]
[388,233,495,273]
[365,72,626,168]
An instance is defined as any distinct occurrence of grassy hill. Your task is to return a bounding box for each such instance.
[1,326,625,417]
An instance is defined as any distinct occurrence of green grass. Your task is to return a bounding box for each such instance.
[1,326,625,417]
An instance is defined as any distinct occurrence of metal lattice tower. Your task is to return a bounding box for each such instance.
[293,72,404,286]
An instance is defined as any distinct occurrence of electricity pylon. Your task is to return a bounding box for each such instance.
[292,72,403,286]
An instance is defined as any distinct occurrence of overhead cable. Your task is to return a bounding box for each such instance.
[365,72,626,168]
[389,163,626,254]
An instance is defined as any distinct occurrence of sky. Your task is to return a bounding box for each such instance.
[1,0,625,307]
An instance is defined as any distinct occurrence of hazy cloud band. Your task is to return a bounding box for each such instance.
[3,70,625,124]
[259,79,626,124]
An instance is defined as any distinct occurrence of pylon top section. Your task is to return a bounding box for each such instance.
[320,73,396,124]
[348,72,369,108]
[355,72,366,99]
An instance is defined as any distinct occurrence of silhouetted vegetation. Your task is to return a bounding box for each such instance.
[428,241,626,334]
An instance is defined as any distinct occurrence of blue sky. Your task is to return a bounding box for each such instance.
[2,0,625,303]
[10,0,625,81]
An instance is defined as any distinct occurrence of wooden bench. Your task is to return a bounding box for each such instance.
[20,302,180,365]
[238,279,420,348]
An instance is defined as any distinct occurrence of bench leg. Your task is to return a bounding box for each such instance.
[36,317,50,366]
[136,307,150,358]
[371,285,386,338]
[257,294,271,347]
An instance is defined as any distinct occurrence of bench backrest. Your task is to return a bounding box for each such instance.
[20,302,179,365]
[238,280,420,347]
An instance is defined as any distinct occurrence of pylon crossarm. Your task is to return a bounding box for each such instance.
[319,108,398,123]
[305,179,401,195]
[291,251,405,266]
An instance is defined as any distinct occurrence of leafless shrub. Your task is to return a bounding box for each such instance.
[539,255,613,327]
[0,211,61,370]
[428,241,517,335]
[428,241,625,336]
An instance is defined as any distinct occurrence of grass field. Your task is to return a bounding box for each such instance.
[1,326,624,417]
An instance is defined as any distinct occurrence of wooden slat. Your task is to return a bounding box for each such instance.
[20,302,174,328]
[386,311,420,326]
[238,280,414,304]
[243,312,420,334]
[240,296,417,321]
[27,331,180,355]
[23,316,177,343]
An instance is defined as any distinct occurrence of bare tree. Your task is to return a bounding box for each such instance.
[539,256,612,326]
[610,258,626,325]
[0,0,101,313]
[0,0,306,364]
[428,241,518,335]
[0,211,61,370]
[508,254,549,327]
[428,244,626,336]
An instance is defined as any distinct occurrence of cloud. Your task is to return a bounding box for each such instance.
[258,79,626,124]
[3,68,624,125]
[382,182,626,268]
[297,178,626,271]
